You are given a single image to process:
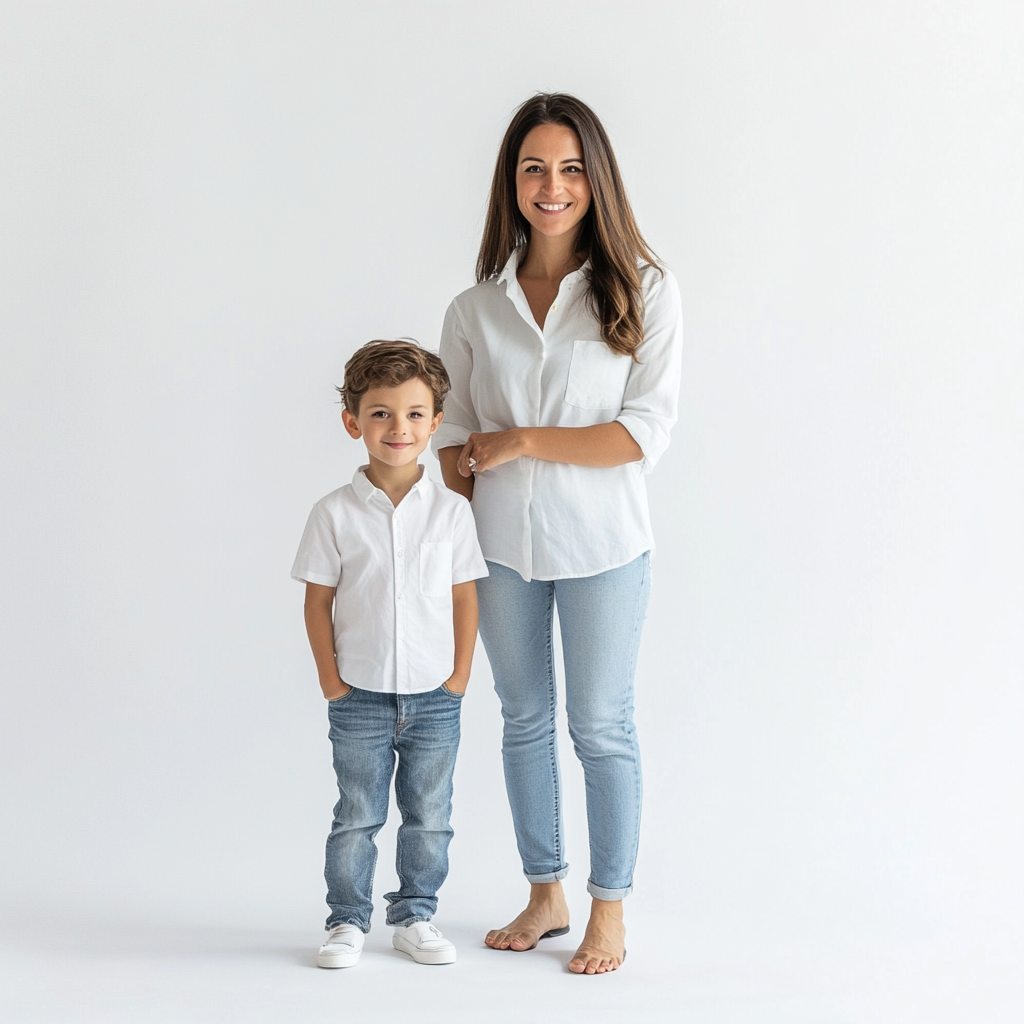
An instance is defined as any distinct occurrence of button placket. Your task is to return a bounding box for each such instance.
[393,510,407,690]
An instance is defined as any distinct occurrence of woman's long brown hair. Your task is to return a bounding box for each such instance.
[476,93,661,359]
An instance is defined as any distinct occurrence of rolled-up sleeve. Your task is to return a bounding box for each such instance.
[433,299,481,453]
[615,268,683,473]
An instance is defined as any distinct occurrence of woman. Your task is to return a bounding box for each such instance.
[433,93,682,974]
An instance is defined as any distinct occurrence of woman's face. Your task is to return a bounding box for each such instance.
[515,124,592,243]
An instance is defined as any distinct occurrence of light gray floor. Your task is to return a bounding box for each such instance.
[3,897,1021,1024]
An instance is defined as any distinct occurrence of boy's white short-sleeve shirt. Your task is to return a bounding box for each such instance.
[291,466,488,694]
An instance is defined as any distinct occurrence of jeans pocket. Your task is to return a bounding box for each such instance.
[328,687,358,706]
[440,683,465,699]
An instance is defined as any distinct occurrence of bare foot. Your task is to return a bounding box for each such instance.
[485,881,570,951]
[568,898,626,974]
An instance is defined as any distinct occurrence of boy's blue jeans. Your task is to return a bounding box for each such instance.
[324,684,462,933]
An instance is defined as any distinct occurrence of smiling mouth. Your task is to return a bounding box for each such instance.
[385,442,412,449]
[537,203,570,212]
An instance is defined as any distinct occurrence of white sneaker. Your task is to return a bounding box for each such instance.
[317,924,364,968]
[392,921,457,965]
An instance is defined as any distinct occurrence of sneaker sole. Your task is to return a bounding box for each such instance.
[392,938,456,965]
[317,949,361,969]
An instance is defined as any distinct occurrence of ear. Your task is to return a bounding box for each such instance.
[429,410,443,435]
[341,409,362,439]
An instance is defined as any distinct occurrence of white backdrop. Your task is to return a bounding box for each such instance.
[1,3,1022,1022]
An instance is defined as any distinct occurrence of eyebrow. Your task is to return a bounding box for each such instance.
[365,403,430,410]
[519,156,584,165]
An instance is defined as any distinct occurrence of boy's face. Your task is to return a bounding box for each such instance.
[341,377,442,471]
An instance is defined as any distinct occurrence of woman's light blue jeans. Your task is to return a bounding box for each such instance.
[476,552,650,900]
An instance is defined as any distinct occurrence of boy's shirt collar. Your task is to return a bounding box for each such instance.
[351,465,429,507]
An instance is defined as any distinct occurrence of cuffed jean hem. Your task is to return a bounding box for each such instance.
[384,892,440,928]
[524,865,570,884]
[587,880,633,901]
[325,915,370,934]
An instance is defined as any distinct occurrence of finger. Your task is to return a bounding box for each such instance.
[460,444,481,476]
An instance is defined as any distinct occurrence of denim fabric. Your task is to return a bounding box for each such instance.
[476,553,650,900]
[324,684,462,931]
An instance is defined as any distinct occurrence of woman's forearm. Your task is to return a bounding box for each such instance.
[458,421,642,476]
[519,422,642,467]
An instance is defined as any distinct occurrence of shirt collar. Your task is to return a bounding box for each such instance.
[497,247,591,289]
[351,465,429,505]
[496,248,522,287]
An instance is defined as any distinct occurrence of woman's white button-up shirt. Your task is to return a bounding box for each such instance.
[433,251,683,582]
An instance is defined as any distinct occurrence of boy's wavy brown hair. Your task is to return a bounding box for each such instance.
[338,340,450,415]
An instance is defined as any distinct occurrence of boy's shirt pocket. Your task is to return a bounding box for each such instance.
[419,541,453,597]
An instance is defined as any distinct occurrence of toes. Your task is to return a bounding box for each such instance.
[569,950,622,974]
[569,951,594,973]
[488,930,520,950]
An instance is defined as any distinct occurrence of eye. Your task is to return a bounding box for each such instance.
[409,411,424,419]
[371,410,388,418]
[522,164,544,173]
[564,164,584,174]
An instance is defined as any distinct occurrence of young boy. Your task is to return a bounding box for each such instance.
[291,340,486,968]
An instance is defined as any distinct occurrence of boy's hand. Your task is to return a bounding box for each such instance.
[323,679,352,701]
[442,675,469,695]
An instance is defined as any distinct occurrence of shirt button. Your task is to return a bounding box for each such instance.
[397,550,404,558]
[551,304,558,312]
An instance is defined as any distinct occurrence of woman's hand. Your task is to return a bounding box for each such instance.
[457,429,528,476]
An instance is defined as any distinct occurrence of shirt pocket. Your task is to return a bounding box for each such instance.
[564,339,633,410]
[419,541,453,597]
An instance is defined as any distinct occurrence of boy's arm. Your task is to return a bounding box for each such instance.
[303,582,351,700]
[443,580,478,695]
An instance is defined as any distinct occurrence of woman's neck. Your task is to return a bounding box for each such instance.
[518,231,584,286]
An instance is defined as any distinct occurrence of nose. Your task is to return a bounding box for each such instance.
[538,168,559,194]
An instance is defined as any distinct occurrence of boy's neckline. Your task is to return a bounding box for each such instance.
[362,461,425,509]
